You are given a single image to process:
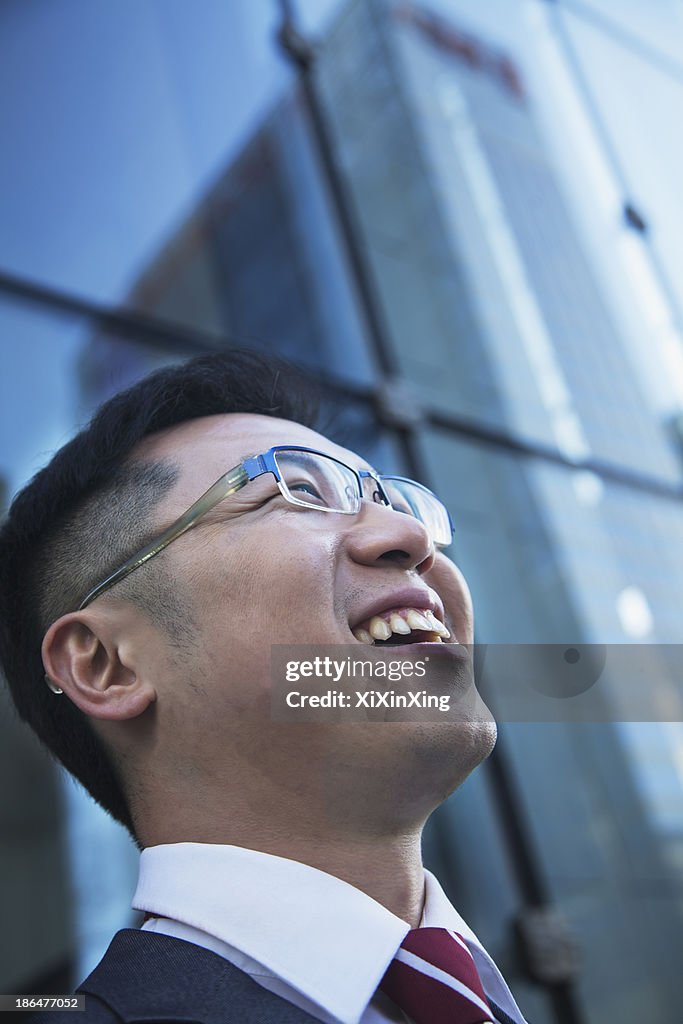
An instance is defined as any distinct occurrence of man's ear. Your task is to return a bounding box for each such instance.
[42,611,156,721]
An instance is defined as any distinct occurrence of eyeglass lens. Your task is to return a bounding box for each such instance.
[381,478,452,548]
[272,449,451,547]
[274,449,359,512]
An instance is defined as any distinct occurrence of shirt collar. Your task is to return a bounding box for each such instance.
[133,843,502,1024]
[134,842,412,1024]
[420,868,476,935]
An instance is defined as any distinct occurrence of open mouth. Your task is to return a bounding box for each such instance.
[351,607,453,646]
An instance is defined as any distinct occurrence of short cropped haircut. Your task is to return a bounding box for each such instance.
[0,350,320,840]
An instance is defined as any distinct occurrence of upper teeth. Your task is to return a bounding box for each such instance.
[353,607,451,645]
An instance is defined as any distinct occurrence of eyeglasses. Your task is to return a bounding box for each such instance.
[77,445,453,609]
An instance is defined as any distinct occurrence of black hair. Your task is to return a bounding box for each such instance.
[0,350,320,840]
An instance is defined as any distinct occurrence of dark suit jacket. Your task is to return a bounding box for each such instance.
[28,929,322,1023]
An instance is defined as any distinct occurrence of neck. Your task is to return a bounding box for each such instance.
[137,723,442,926]
[244,828,427,927]
[139,803,427,927]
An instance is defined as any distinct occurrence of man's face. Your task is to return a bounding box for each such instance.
[131,413,495,826]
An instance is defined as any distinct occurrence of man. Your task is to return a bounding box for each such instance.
[0,351,527,1023]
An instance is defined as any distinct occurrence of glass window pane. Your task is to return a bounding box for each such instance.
[0,1,287,307]
[0,1,375,387]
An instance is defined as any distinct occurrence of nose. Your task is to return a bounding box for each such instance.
[345,497,436,575]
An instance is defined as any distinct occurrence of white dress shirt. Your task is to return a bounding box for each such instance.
[133,843,527,1024]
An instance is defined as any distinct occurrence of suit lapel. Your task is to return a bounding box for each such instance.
[78,929,322,1023]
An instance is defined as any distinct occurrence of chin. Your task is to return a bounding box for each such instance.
[442,706,497,767]
[389,716,497,814]
[457,716,498,769]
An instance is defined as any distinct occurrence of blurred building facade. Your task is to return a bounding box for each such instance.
[2,0,683,1021]
[0,478,75,995]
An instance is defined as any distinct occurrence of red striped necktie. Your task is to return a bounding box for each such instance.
[380,927,496,1024]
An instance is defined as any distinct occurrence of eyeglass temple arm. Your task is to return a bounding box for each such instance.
[78,464,250,609]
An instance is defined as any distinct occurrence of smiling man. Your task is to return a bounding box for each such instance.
[0,352,526,1023]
